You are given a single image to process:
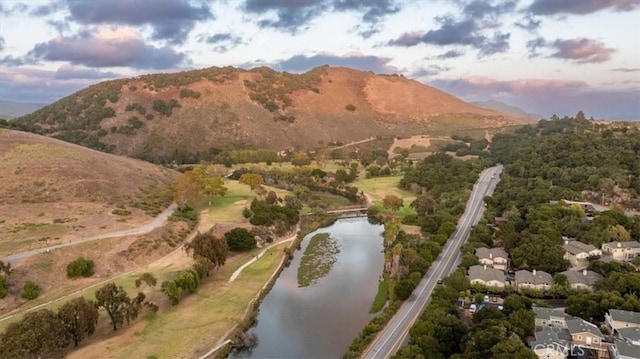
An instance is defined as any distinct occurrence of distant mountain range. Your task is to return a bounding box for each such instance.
[11,66,529,162]
[0,99,47,119]
[471,100,539,119]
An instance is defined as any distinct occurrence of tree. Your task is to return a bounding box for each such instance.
[161,280,182,305]
[291,151,311,166]
[509,309,535,339]
[135,272,157,288]
[66,257,95,278]
[58,297,99,346]
[0,309,69,358]
[95,283,144,331]
[0,275,7,299]
[239,173,263,191]
[225,227,256,252]
[383,194,404,211]
[490,337,537,359]
[185,231,228,269]
[411,193,435,215]
[21,280,40,300]
[174,167,227,208]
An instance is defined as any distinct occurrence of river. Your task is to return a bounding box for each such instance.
[230,217,385,359]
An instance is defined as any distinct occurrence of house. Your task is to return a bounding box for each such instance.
[494,216,509,227]
[566,318,610,352]
[561,269,603,291]
[606,309,640,333]
[468,264,506,288]
[515,269,554,292]
[563,240,602,267]
[616,327,640,346]
[475,247,509,270]
[610,339,640,359]
[602,241,640,262]
[533,307,570,328]
[529,326,572,359]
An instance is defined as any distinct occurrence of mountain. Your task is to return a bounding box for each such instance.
[0,99,46,119]
[471,100,538,119]
[12,66,529,163]
[0,129,177,255]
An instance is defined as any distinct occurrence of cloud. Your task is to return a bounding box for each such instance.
[611,68,640,72]
[244,0,327,32]
[550,38,615,63]
[430,76,640,120]
[200,32,245,52]
[515,15,542,31]
[529,0,640,15]
[47,19,71,34]
[0,67,97,103]
[1,2,29,15]
[388,0,516,56]
[53,64,119,80]
[65,0,214,44]
[436,50,465,59]
[0,37,4,52]
[243,0,401,35]
[246,52,398,74]
[526,37,547,57]
[28,28,187,69]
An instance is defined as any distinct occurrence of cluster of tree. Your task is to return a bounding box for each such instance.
[0,278,155,357]
[161,270,200,305]
[224,228,257,252]
[440,136,489,157]
[179,88,201,99]
[0,261,10,299]
[488,114,640,213]
[243,66,323,112]
[151,99,181,117]
[173,166,227,209]
[125,102,146,115]
[247,198,299,236]
[395,276,536,359]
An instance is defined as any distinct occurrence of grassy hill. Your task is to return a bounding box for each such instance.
[11,66,529,163]
[0,129,177,256]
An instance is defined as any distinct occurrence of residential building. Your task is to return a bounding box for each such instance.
[602,241,640,262]
[607,309,640,333]
[563,240,602,267]
[468,264,506,288]
[616,327,640,346]
[533,307,569,328]
[610,339,640,359]
[515,269,554,292]
[530,326,572,359]
[475,247,509,270]
[566,318,611,352]
[561,269,603,291]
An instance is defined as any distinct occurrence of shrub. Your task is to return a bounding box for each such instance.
[345,104,356,111]
[112,208,131,216]
[21,281,40,300]
[66,257,95,278]
[225,228,256,252]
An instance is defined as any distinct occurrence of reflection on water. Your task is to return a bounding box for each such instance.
[230,217,384,359]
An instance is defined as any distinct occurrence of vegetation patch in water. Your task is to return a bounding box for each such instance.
[297,233,340,287]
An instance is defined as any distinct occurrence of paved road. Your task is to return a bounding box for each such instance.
[362,165,503,359]
[1,203,178,267]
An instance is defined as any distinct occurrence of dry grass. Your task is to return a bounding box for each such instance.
[0,130,177,255]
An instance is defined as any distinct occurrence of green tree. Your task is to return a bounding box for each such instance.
[66,257,95,278]
[57,297,99,347]
[490,337,537,359]
[225,227,257,252]
[383,194,404,211]
[174,167,227,208]
[291,151,311,166]
[0,275,7,299]
[0,309,69,358]
[21,280,40,300]
[508,308,535,339]
[161,280,182,305]
[239,173,263,190]
[185,231,228,270]
[95,283,144,331]
[411,193,435,215]
[134,272,157,289]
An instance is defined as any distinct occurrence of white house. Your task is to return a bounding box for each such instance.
[602,241,640,262]
[468,264,506,288]
[561,269,603,291]
[515,269,554,292]
[475,247,509,270]
[606,309,640,333]
[563,240,602,267]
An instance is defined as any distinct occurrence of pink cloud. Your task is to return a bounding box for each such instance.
[551,38,615,63]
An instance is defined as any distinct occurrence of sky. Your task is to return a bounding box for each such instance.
[0,0,638,120]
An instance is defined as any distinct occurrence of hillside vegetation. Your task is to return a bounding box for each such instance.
[9,66,528,163]
[0,130,177,255]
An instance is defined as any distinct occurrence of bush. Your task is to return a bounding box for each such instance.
[225,228,256,252]
[345,104,356,111]
[66,257,95,278]
[21,281,40,300]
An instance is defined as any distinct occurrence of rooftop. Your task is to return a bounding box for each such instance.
[475,247,509,260]
[567,318,604,339]
[533,307,568,321]
[516,269,553,285]
[468,265,506,283]
[561,269,603,287]
[530,327,571,350]
[614,339,640,359]
[609,309,640,325]
[563,240,598,255]
[617,327,640,342]
[603,241,640,249]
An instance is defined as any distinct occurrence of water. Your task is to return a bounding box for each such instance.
[230,217,385,359]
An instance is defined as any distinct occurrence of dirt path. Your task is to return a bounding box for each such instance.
[1,204,178,267]
[331,136,376,150]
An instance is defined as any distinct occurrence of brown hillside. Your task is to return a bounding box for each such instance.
[13,66,529,162]
[0,130,177,256]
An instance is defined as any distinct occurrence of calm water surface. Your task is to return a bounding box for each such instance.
[230,217,384,359]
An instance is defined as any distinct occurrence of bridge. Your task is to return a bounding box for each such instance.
[302,206,369,218]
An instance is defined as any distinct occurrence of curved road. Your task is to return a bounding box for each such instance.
[2,203,178,267]
[362,165,503,359]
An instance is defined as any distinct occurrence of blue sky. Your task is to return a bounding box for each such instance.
[0,0,638,119]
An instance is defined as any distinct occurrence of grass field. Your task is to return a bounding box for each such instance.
[354,176,417,217]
